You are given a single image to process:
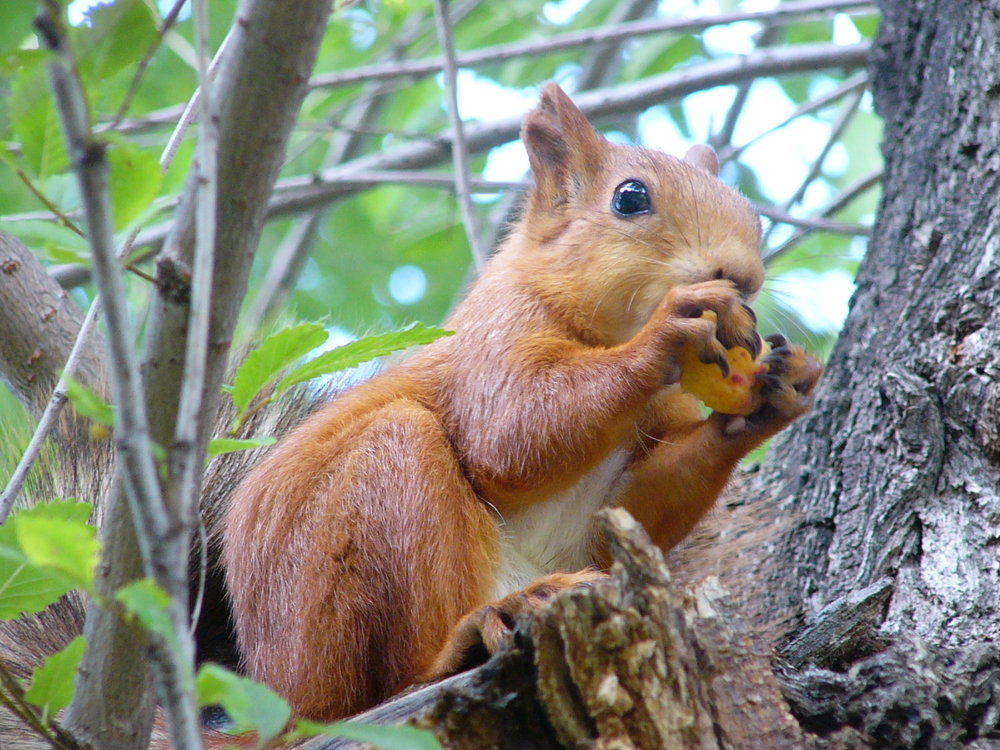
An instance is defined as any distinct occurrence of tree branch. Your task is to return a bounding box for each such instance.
[0,234,103,419]
[310,0,876,91]
[36,3,202,747]
[255,41,873,222]
[718,71,869,163]
[432,0,486,269]
[765,168,882,261]
[41,41,871,288]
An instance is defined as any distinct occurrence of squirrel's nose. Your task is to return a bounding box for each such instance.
[713,267,762,300]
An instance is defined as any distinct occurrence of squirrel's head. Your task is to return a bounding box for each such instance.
[515,83,764,345]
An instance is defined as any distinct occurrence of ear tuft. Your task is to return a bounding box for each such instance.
[522,83,604,210]
[683,144,720,177]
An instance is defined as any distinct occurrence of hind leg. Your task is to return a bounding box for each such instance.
[227,399,499,720]
[423,569,607,680]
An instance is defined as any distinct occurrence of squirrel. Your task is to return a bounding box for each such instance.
[220,82,823,722]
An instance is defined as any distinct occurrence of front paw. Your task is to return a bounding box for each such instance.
[421,570,606,681]
[719,334,822,437]
[756,334,823,418]
[658,279,760,379]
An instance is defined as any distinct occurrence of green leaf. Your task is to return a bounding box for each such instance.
[0,0,36,55]
[207,436,277,457]
[0,501,93,619]
[0,559,72,620]
[16,513,99,594]
[197,664,291,747]
[230,323,329,417]
[10,62,69,178]
[277,324,452,394]
[24,635,85,722]
[76,0,159,84]
[63,375,113,427]
[107,141,162,230]
[116,579,174,642]
[0,219,91,265]
[289,720,443,750]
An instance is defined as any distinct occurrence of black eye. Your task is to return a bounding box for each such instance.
[611,179,651,217]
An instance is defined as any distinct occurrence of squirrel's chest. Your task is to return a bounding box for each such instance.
[489,449,631,600]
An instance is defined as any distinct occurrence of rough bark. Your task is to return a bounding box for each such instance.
[301,510,807,750]
[0,233,103,417]
[745,0,1000,745]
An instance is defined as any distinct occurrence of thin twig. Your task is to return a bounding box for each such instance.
[765,168,883,262]
[762,85,866,245]
[3,160,85,236]
[432,0,486,269]
[0,661,81,750]
[108,0,189,129]
[0,298,101,524]
[160,29,231,172]
[311,0,876,91]
[170,0,217,541]
[755,204,871,236]
[719,71,869,163]
[38,4,202,749]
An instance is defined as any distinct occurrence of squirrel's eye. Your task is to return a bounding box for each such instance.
[611,179,651,217]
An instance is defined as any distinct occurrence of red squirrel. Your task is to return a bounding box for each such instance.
[221,83,822,721]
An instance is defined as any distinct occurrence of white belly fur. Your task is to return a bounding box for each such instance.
[489,450,631,600]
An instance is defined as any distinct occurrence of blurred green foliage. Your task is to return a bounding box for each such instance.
[0,0,882,470]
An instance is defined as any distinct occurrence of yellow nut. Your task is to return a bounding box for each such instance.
[677,311,770,416]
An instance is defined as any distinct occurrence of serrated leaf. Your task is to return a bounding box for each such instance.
[230,323,329,417]
[277,324,452,394]
[107,142,162,230]
[207,436,277,457]
[0,501,93,619]
[24,635,85,721]
[289,720,443,750]
[197,664,291,747]
[116,579,173,642]
[16,513,99,594]
[63,375,113,427]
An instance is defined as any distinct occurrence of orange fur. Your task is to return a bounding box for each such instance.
[221,83,820,722]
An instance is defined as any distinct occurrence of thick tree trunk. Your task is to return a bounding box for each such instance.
[746,0,1000,745]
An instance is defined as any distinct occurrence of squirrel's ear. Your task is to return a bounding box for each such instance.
[522,83,604,209]
[682,144,720,176]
